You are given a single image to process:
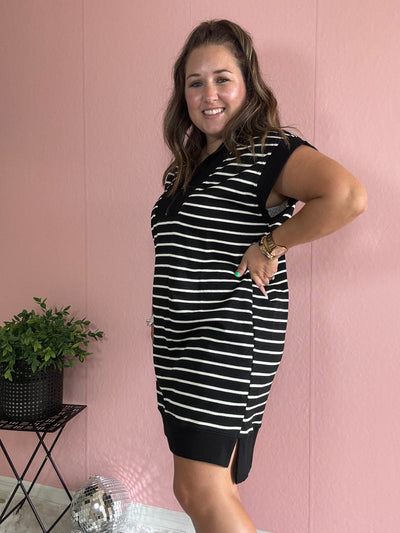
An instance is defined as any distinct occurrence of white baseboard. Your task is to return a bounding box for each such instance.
[0,475,270,532]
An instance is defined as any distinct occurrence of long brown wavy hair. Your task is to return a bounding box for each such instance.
[163,19,286,195]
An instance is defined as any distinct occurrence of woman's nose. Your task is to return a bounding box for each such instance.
[203,83,218,102]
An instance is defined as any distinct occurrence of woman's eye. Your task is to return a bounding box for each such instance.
[189,81,202,88]
[217,77,229,84]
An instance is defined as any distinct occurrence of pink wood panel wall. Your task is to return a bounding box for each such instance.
[0,0,88,488]
[312,1,400,531]
[1,1,399,532]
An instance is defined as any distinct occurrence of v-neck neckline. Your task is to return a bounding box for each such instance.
[189,143,227,188]
[157,144,228,219]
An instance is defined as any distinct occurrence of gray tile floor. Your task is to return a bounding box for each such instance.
[0,485,268,533]
[0,491,187,532]
[0,493,72,532]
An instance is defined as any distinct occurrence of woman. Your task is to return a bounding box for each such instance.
[150,19,367,533]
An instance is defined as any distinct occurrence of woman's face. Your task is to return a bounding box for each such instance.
[184,44,247,152]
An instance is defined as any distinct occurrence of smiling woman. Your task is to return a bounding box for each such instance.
[184,45,247,155]
[150,19,367,533]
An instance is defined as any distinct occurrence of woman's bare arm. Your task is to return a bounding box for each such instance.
[271,145,368,248]
[235,146,367,294]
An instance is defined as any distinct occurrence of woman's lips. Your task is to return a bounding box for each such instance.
[203,107,224,116]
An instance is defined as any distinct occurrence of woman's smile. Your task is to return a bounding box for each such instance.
[202,107,225,116]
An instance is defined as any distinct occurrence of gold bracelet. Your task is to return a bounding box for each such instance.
[259,234,288,259]
[258,238,275,259]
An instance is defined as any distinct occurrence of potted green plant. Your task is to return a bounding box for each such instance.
[0,297,103,421]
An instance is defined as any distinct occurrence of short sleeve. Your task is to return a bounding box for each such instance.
[256,132,316,213]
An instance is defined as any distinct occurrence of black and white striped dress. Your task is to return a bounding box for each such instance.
[151,132,310,483]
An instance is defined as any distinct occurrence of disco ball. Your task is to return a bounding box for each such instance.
[71,475,131,533]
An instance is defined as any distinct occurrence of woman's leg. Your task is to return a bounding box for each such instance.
[173,445,257,533]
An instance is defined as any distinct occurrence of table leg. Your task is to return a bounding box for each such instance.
[34,426,73,501]
[0,426,74,532]
[0,438,48,532]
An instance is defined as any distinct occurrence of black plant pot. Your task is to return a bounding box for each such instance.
[0,364,63,422]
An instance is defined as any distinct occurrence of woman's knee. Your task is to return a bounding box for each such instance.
[173,465,206,512]
[174,476,224,518]
[173,474,192,513]
[172,455,237,515]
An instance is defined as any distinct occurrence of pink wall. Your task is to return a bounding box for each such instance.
[1,1,399,532]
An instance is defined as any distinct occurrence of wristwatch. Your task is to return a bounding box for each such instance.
[259,233,288,260]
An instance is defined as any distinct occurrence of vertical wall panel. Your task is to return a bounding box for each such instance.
[83,0,191,511]
[312,1,400,532]
[182,3,317,530]
[0,0,87,488]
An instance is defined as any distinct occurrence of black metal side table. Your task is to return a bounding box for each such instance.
[0,404,86,532]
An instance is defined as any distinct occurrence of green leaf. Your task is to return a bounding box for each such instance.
[33,340,41,352]
[2,345,13,356]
